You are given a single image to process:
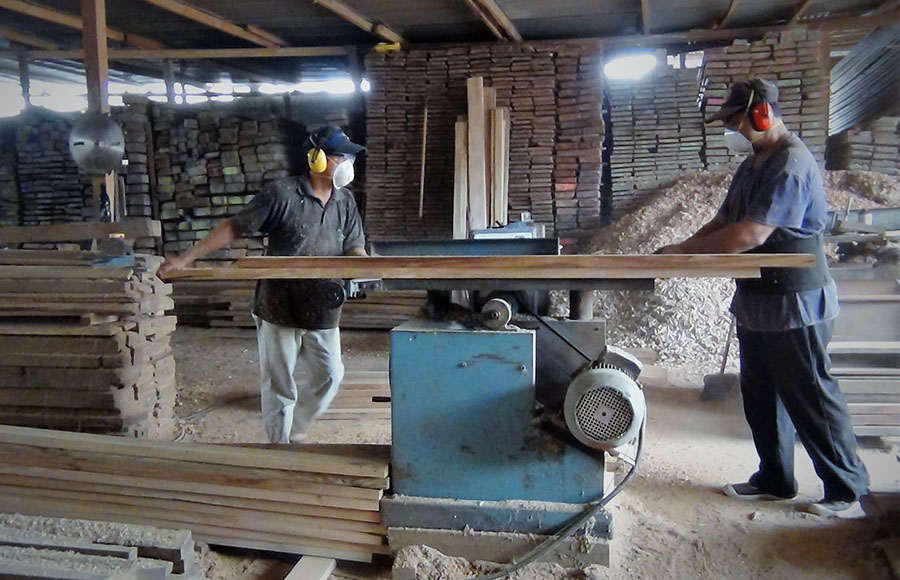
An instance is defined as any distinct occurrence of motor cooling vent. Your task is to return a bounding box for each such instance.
[574,386,635,443]
[564,366,645,450]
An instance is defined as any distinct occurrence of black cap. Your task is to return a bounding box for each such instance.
[308,125,366,155]
[705,79,779,124]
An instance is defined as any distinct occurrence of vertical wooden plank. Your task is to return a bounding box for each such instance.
[490,108,504,226]
[466,77,488,231]
[483,86,496,221]
[284,556,336,580]
[453,118,469,240]
[419,105,428,219]
[162,60,176,104]
[80,0,110,114]
[500,107,510,225]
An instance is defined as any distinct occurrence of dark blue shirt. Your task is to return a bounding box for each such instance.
[717,135,839,331]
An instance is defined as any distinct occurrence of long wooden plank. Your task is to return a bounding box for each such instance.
[164,254,815,281]
[0,425,388,478]
[0,219,161,244]
[286,557,336,580]
[453,119,469,239]
[466,77,488,231]
[0,266,133,280]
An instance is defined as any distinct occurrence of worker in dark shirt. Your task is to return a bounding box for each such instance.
[159,126,367,443]
[656,79,869,518]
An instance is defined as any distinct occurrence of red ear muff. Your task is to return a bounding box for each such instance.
[750,102,774,132]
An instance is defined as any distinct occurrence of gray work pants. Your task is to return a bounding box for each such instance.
[253,316,344,443]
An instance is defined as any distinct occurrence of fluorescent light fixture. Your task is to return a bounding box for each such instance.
[297,78,355,94]
[185,95,208,104]
[211,95,234,102]
[233,85,252,94]
[604,53,658,80]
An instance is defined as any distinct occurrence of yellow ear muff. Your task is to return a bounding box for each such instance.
[308,148,327,174]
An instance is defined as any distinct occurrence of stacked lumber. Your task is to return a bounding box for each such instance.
[832,275,900,437]
[323,370,391,420]
[0,122,17,228]
[14,109,87,225]
[834,117,900,175]
[0,513,201,579]
[0,249,176,438]
[366,44,602,240]
[554,49,605,234]
[172,279,425,330]
[152,106,303,265]
[114,98,158,253]
[608,64,704,216]
[702,29,829,170]
[0,425,391,562]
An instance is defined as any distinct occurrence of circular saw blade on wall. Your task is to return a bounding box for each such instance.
[68,111,125,176]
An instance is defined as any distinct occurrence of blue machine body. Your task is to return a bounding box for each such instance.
[390,319,607,505]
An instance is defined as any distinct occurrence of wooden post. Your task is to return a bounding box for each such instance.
[80,0,115,221]
[466,77,488,231]
[162,59,176,104]
[17,53,30,106]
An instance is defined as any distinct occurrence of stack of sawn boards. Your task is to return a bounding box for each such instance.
[171,279,426,330]
[0,249,176,438]
[0,425,391,562]
[0,512,203,579]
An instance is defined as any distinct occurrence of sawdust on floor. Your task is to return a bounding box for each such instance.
[172,327,899,580]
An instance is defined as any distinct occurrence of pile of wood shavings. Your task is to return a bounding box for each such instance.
[551,170,899,367]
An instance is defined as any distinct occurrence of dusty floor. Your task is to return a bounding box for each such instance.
[172,327,900,580]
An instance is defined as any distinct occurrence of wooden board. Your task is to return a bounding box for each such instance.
[466,77,488,231]
[0,219,161,244]
[165,254,816,281]
[285,556,336,580]
[453,119,469,239]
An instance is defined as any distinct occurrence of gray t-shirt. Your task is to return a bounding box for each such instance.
[717,134,839,332]
[232,175,365,329]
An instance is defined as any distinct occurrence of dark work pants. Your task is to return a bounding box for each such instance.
[737,319,870,502]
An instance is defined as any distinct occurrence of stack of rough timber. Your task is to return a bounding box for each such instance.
[608,63,704,216]
[0,513,202,579]
[840,117,900,175]
[113,98,158,253]
[702,29,829,170]
[0,122,17,228]
[14,110,87,225]
[0,425,391,562]
[366,44,604,239]
[323,370,391,420]
[153,107,304,266]
[0,249,176,438]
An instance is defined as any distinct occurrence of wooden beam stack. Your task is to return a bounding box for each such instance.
[365,43,604,240]
[0,250,176,438]
[831,116,900,175]
[0,513,201,579]
[0,425,391,563]
[152,106,303,265]
[0,122,17,228]
[608,63,704,217]
[702,29,829,170]
[113,98,157,253]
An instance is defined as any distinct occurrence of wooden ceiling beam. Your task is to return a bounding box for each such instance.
[137,0,287,47]
[0,0,164,48]
[789,0,816,24]
[309,0,404,44]
[463,0,521,41]
[713,0,741,28]
[0,23,59,49]
[0,46,349,60]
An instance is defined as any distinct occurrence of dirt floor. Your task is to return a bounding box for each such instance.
[172,327,900,580]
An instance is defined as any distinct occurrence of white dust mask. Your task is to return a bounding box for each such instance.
[332,158,355,188]
[724,129,753,154]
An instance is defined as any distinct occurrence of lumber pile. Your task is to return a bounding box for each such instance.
[323,370,391,420]
[114,99,159,254]
[365,44,605,239]
[830,116,900,176]
[702,29,828,170]
[0,513,201,579]
[0,249,176,438]
[153,107,302,265]
[172,279,425,330]
[0,122,16,228]
[14,109,87,225]
[607,64,704,216]
[832,274,900,437]
[0,425,391,562]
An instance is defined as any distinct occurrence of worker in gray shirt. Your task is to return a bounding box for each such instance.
[656,79,869,518]
[159,125,367,443]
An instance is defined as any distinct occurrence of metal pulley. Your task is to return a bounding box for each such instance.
[68,112,125,176]
[481,297,517,330]
[319,280,347,309]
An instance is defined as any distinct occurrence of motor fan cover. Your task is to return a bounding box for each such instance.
[68,112,125,176]
[564,366,645,450]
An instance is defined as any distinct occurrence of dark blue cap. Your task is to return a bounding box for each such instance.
[308,126,366,155]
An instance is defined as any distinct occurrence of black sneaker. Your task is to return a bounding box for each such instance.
[722,482,796,501]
